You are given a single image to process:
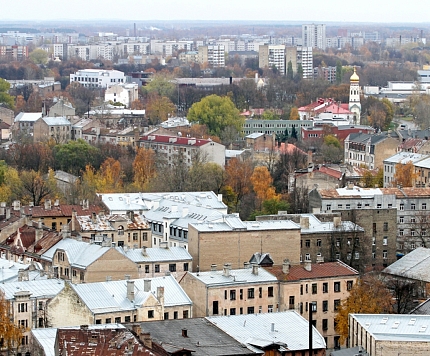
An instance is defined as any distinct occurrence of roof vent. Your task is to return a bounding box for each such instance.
[409,318,417,326]
[419,325,428,332]
[380,317,388,324]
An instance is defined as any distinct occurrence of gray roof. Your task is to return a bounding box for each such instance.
[71,275,191,313]
[14,112,42,122]
[0,258,29,283]
[330,346,367,356]
[41,238,112,268]
[139,318,259,355]
[190,216,300,232]
[350,314,430,341]
[206,311,326,352]
[42,116,71,126]
[299,214,364,233]
[414,156,430,169]
[383,247,430,282]
[187,266,278,286]
[116,246,192,263]
[348,132,396,145]
[0,279,64,300]
[410,299,430,315]
[383,152,428,165]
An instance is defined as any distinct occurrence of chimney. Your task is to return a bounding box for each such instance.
[252,263,259,275]
[300,216,310,229]
[271,323,275,332]
[91,212,97,224]
[132,323,141,337]
[211,264,217,271]
[106,276,112,281]
[141,246,148,256]
[0,202,5,216]
[347,182,354,190]
[282,259,290,274]
[182,207,189,218]
[141,333,152,349]
[5,207,10,220]
[36,219,43,242]
[308,150,313,164]
[157,286,164,305]
[304,261,312,271]
[127,211,134,222]
[18,269,29,282]
[243,262,250,269]
[61,224,70,239]
[54,199,60,206]
[13,200,20,211]
[316,255,324,263]
[71,210,77,232]
[333,216,341,228]
[127,280,135,301]
[44,200,51,210]
[217,194,223,202]
[222,263,231,277]
[182,328,188,338]
[144,279,151,292]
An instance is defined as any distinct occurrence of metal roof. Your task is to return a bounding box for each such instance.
[383,152,428,165]
[41,238,111,268]
[190,218,300,232]
[351,314,430,341]
[0,279,64,300]
[71,275,191,313]
[188,266,278,286]
[42,116,71,126]
[0,258,29,283]
[383,247,430,282]
[299,214,364,233]
[207,311,326,351]
[14,112,42,122]
[116,246,192,263]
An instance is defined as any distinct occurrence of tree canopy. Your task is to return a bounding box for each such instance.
[0,78,14,109]
[187,94,244,137]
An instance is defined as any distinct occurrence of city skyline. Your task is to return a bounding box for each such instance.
[0,0,429,24]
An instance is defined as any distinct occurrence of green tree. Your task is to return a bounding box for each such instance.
[286,60,294,81]
[291,126,298,140]
[54,139,100,175]
[187,94,244,137]
[146,93,176,124]
[143,72,175,99]
[261,110,278,120]
[0,78,14,109]
[29,48,49,65]
[336,60,342,84]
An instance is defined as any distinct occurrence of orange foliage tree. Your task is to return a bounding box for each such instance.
[335,275,393,342]
[225,158,253,213]
[133,147,157,191]
[99,157,123,192]
[0,291,24,352]
[393,161,418,187]
[250,166,279,208]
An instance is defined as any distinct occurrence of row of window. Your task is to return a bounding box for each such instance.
[300,281,352,295]
[223,287,274,301]
[95,310,189,324]
[213,301,275,315]
[142,263,189,274]
[298,299,341,314]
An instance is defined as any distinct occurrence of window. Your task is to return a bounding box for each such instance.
[337,204,343,209]
[323,283,328,293]
[164,312,169,320]
[155,264,160,273]
[383,222,388,231]
[125,316,131,322]
[422,229,427,236]
[411,217,416,223]
[268,286,274,297]
[132,233,138,241]
[372,237,376,245]
[316,239,322,247]
[323,319,328,330]
[239,289,243,300]
[357,203,362,209]
[106,318,111,323]
[346,204,351,209]
[248,288,254,299]
[355,252,360,259]
[383,237,388,245]
[400,229,404,236]
[399,216,404,223]
[95,319,101,324]
[18,303,27,313]
[334,282,341,292]
[148,310,154,319]
[311,301,317,312]
[142,233,148,241]
[347,280,353,290]
[268,305,273,313]
[289,296,295,309]
[411,203,416,210]
[169,264,176,272]
[213,301,219,314]
[183,263,189,271]
[312,283,317,294]
[230,290,236,300]
[230,308,236,315]
[411,229,416,236]
[183,310,189,319]
[423,203,427,210]
[400,203,404,210]
[383,250,388,259]
[247,307,255,314]
[377,204,381,209]
[373,223,377,233]
[326,204,331,211]
[145,265,149,273]
[336,238,340,247]
[115,317,121,323]
[300,285,303,295]
[305,253,311,261]
[259,287,262,298]
[305,240,310,247]
[323,300,328,312]
[334,299,340,311]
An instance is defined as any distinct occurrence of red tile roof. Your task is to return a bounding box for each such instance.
[318,166,343,180]
[265,261,358,281]
[22,204,101,218]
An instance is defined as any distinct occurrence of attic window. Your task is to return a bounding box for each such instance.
[392,321,400,329]
[419,325,428,332]
[409,318,417,326]
[380,317,388,324]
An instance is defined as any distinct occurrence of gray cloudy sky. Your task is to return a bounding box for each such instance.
[0,0,428,23]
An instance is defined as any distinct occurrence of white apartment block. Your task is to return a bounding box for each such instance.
[297,46,313,79]
[70,69,126,88]
[302,24,326,50]
[259,45,286,75]
[105,83,139,108]
[198,45,225,67]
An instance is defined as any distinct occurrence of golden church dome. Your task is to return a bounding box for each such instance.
[350,67,359,82]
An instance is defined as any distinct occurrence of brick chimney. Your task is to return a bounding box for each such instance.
[222,263,231,277]
[300,216,310,229]
[36,219,43,243]
[144,279,151,292]
[252,263,259,275]
[127,280,135,301]
[282,259,290,274]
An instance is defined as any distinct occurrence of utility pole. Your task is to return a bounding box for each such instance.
[309,304,313,356]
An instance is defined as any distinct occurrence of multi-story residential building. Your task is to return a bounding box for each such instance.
[47,276,192,327]
[0,45,28,61]
[73,211,151,249]
[180,264,279,317]
[314,65,337,83]
[302,24,326,50]
[40,238,139,283]
[266,260,359,349]
[188,217,301,271]
[0,279,65,355]
[13,112,43,139]
[297,46,313,79]
[179,50,198,64]
[198,45,225,67]
[349,313,430,355]
[383,152,428,187]
[344,132,400,169]
[301,124,375,143]
[309,185,398,268]
[33,116,72,143]
[138,134,226,167]
[259,44,286,75]
[116,246,192,279]
[242,118,313,139]
[414,156,430,187]
[69,69,126,88]
[48,97,75,118]
[104,83,139,108]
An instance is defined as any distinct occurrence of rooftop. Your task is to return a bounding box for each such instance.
[383,247,430,282]
[0,279,64,300]
[116,246,192,263]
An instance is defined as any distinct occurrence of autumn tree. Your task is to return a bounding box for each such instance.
[0,78,14,109]
[29,48,49,65]
[188,162,225,193]
[142,72,175,99]
[0,291,24,352]
[321,134,343,163]
[225,158,253,214]
[187,94,244,137]
[360,168,383,188]
[146,93,176,125]
[20,170,55,206]
[250,166,279,208]
[335,275,393,342]
[289,107,299,120]
[133,147,157,191]
[98,157,123,192]
[272,147,308,193]
[393,161,417,187]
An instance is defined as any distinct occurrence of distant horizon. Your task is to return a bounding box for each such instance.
[1,0,429,25]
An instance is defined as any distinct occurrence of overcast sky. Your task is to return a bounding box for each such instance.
[0,0,428,23]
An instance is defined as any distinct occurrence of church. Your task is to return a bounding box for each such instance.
[298,68,362,126]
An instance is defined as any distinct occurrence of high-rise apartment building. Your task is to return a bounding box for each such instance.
[258,44,286,75]
[285,46,313,79]
[198,45,225,67]
[302,24,326,50]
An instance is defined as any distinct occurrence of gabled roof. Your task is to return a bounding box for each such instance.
[383,247,430,282]
[14,112,42,122]
[265,261,359,282]
[318,165,343,180]
[0,279,64,300]
[116,246,192,263]
[206,311,326,352]
[41,116,71,126]
[22,204,101,218]
[41,238,112,269]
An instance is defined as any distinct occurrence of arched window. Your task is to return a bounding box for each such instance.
[117,225,124,236]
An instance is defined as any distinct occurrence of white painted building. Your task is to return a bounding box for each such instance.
[70,69,126,88]
[302,24,326,50]
[105,83,139,108]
